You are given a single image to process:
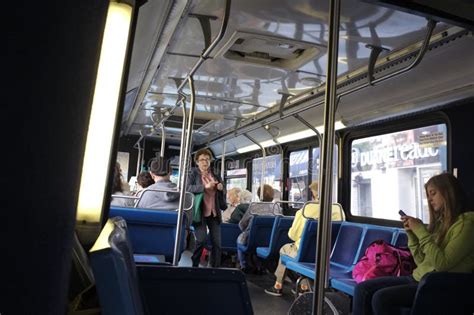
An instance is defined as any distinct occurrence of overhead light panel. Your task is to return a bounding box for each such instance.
[76,0,133,223]
[235,121,345,154]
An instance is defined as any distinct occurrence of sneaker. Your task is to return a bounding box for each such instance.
[264,286,283,297]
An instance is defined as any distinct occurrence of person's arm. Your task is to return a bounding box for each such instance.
[407,230,425,265]
[186,169,204,194]
[411,215,474,271]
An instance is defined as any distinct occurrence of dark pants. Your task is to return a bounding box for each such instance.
[352,276,418,315]
[191,215,221,267]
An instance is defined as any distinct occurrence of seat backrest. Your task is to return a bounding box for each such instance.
[393,229,408,247]
[266,216,294,259]
[136,266,254,315]
[246,216,276,251]
[355,224,398,261]
[109,206,186,262]
[410,272,474,314]
[220,223,242,252]
[330,222,365,268]
[68,232,95,300]
[89,217,144,315]
[295,219,319,262]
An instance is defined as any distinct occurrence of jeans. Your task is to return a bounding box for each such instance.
[352,276,418,315]
[191,215,221,267]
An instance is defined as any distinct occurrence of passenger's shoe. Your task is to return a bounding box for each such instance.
[264,286,283,297]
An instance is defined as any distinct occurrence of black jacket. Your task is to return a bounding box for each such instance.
[186,167,226,224]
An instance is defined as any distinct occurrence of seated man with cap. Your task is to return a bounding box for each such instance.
[136,156,180,210]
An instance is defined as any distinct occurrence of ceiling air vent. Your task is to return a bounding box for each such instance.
[217,31,325,70]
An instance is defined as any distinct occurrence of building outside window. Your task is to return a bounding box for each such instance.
[350,123,447,222]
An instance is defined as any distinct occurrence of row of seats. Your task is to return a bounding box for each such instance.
[109,206,187,263]
[90,217,254,315]
[283,221,407,296]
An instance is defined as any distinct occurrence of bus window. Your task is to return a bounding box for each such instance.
[226,168,247,191]
[350,123,448,222]
[252,155,282,201]
[311,146,339,203]
[289,150,309,203]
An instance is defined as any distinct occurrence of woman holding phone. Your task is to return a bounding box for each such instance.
[352,172,474,315]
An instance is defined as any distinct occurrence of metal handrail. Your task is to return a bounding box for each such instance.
[133,188,194,211]
[244,134,265,201]
[208,19,438,146]
[157,0,232,129]
[272,200,305,216]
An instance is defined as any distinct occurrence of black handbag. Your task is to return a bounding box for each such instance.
[217,190,227,210]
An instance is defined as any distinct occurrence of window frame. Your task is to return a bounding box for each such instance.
[341,112,451,225]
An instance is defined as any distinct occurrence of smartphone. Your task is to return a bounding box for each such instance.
[399,209,407,216]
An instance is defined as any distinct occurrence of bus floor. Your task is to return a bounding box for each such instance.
[178,251,294,314]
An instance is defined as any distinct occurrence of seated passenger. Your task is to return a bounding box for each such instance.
[352,172,474,315]
[111,162,132,207]
[136,157,179,210]
[228,190,253,224]
[237,184,275,273]
[133,171,154,197]
[265,181,342,296]
[222,187,241,223]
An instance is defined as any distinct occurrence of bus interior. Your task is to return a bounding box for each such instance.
[8,0,474,314]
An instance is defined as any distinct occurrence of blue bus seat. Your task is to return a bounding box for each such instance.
[237,216,275,254]
[280,221,342,266]
[328,222,365,273]
[330,224,399,295]
[394,228,408,247]
[407,272,474,315]
[280,219,318,266]
[220,223,242,252]
[256,216,294,260]
[90,217,253,315]
[109,206,186,263]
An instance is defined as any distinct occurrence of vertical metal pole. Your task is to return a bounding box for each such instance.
[136,138,142,176]
[313,0,340,313]
[160,124,166,158]
[173,77,196,265]
[221,141,226,182]
[244,134,265,200]
[176,97,187,190]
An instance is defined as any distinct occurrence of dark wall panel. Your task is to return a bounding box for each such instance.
[3,1,108,313]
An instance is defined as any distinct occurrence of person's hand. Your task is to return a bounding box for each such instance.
[205,181,215,189]
[216,183,223,191]
[401,216,423,231]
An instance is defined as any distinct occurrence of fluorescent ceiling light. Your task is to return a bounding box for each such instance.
[316,120,346,134]
[76,1,133,223]
[235,121,345,154]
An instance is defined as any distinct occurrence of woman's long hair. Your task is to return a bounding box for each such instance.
[112,162,124,193]
[425,173,467,244]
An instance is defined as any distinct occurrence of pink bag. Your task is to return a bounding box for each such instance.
[352,240,416,283]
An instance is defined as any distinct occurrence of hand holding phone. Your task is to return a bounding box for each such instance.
[399,210,407,217]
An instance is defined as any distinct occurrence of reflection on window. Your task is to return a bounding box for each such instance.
[350,123,447,222]
[226,168,247,191]
[289,150,309,203]
[311,147,338,203]
[252,155,282,201]
[288,147,338,205]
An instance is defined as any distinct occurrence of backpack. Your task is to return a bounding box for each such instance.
[352,240,416,283]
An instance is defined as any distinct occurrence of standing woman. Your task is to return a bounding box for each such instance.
[352,172,474,315]
[187,148,226,267]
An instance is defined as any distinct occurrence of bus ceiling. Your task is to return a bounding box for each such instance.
[120,0,474,155]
